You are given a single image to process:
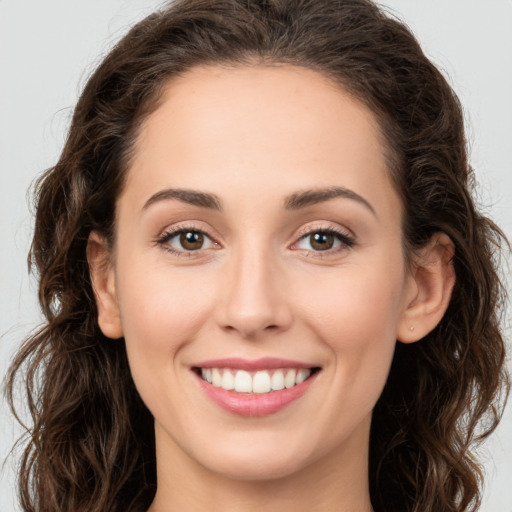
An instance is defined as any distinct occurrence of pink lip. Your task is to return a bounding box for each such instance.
[193,357,316,371]
[194,369,319,417]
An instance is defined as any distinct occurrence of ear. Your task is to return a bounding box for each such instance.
[87,231,123,339]
[397,233,455,343]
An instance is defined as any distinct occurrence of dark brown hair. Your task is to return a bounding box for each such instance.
[7,1,509,511]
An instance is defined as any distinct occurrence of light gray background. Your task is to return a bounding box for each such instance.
[1,1,511,510]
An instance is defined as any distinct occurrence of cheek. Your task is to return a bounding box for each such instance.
[295,260,404,413]
[299,261,405,345]
[113,256,219,404]
[116,257,214,346]
[113,260,222,435]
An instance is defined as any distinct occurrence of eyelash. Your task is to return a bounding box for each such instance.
[155,224,217,257]
[292,226,356,257]
[155,224,356,258]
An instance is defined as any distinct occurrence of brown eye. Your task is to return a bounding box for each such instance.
[294,228,355,254]
[158,227,217,255]
[309,232,335,251]
[179,231,204,250]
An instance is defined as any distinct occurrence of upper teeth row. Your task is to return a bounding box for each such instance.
[201,368,312,394]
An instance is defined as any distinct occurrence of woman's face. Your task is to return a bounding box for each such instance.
[100,65,418,480]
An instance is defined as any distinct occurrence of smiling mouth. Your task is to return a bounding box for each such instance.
[193,367,321,394]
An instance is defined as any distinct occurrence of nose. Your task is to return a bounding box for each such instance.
[215,245,292,339]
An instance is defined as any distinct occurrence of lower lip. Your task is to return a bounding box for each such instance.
[195,371,319,417]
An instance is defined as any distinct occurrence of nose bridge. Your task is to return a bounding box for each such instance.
[217,239,291,337]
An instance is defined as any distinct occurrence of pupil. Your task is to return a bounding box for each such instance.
[180,231,204,250]
[310,232,334,251]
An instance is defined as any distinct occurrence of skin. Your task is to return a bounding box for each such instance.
[88,65,455,512]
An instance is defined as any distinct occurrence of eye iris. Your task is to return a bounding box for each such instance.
[310,232,334,251]
[180,231,204,250]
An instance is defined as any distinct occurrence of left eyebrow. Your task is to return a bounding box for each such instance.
[284,186,376,216]
[142,188,223,211]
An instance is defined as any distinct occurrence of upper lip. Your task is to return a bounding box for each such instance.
[192,357,319,371]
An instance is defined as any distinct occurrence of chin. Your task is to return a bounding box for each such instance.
[206,455,307,482]
[191,433,319,482]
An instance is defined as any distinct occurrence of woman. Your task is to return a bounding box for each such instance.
[6,0,509,511]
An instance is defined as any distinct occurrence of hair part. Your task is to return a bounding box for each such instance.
[7,1,509,511]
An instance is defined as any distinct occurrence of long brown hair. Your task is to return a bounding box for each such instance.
[7,1,509,511]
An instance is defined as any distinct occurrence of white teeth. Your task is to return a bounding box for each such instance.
[201,368,212,383]
[212,368,222,387]
[284,369,296,389]
[296,369,310,384]
[221,370,235,390]
[200,367,315,393]
[271,370,285,391]
[234,370,253,393]
[253,371,271,394]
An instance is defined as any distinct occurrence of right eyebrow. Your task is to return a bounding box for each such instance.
[142,188,223,211]
[284,186,376,217]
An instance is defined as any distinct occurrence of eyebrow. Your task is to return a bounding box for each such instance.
[142,188,222,211]
[142,185,376,216]
[284,186,376,216]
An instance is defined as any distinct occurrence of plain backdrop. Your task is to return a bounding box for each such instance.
[1,1,511,511]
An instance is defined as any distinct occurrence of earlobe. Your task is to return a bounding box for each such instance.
[87,231,123,339]
[397,233,455,344]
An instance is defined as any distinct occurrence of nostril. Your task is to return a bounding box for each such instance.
[221,321,283,338]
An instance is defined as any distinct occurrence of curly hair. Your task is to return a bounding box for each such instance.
[6,0,509,511]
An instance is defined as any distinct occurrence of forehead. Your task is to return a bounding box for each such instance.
[122,64,399,219]
[135,64,385,157]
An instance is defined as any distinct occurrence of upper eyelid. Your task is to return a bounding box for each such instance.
[157,222,219,242]
[293,221,355,240]
[159,228,213,242]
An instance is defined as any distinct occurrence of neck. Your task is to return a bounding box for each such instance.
[148,421,373,512]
